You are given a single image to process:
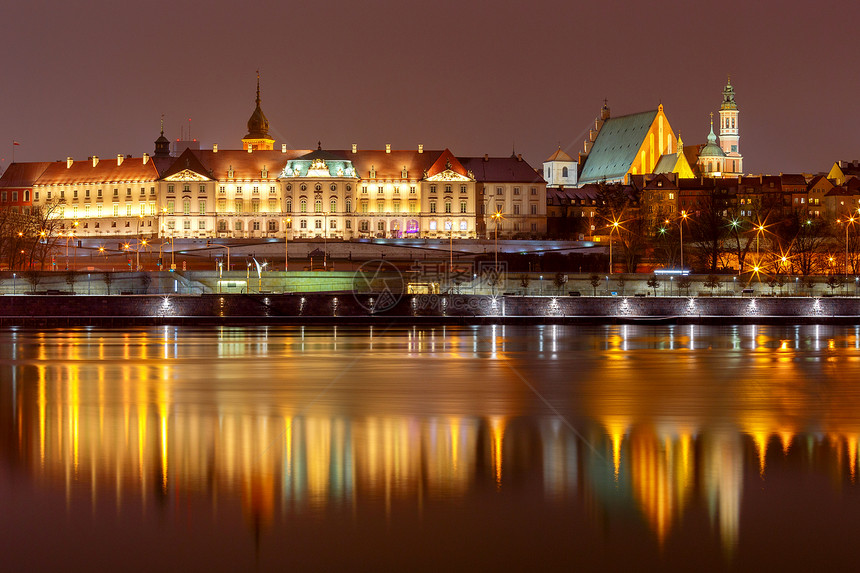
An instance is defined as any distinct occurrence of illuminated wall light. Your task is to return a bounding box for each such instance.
[686,297,696,314]
[617,297,631,316]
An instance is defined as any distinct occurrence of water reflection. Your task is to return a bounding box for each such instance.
[2,325,860,569]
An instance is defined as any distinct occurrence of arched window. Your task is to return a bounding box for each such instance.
[345,198,352,213]
[707,162,713,172]
[314,199,322,213]
[218,220,227,231]
[300,199,307,213]
[562,167,569,178]
[330,199,337,213]
[285,199,292,212]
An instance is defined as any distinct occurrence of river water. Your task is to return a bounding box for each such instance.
[1,324,859,571]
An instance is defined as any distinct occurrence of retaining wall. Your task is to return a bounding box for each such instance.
[0,293,858,327]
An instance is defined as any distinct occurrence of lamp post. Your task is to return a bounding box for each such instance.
[841,215,856,277]
[608,220,620,274]
[492,211,503,270]
[755,223,765,259]
[284,217,291,271]
[12,273,16,294]
[679,211,688,270]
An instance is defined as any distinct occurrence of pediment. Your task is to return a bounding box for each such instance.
[164,169,211,182]
[426,169,472,182]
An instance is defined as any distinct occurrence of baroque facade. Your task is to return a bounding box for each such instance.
[2,83,547,240]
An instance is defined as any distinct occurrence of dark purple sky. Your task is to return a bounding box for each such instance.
[2,0,858,175]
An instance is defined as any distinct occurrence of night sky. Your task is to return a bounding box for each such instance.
[2,0,857,175]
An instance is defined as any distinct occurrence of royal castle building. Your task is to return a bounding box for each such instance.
[1,79,547,240]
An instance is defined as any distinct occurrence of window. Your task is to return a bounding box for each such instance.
[460,185,467,194]
[168,185,175,194]
[361,202,369,213]
[217,199,226,212]
[183,219,191,230]
[139,204,145,216]
[430,202,437,213]
[126,188,132,197]
[359,220,369,231]
[460,221,467,231]
[270,186,277,194]
[314,199,322,213]
[183,199,191,215]
[183,184,190,193]
[329,219,337,229]
[430,220,437,231]
[96,189,102,198]
[234,199,243,212]
[113,188,119,197]
[234,221,243,231]
[562,167,569,178]
[513,204,520,215]
[362,186,368,194]
[514,187,520,195]
[199,184,206,193]
[252,221,260,231]
[73,190,78,199]
[286,199,292,212]
[445,185,452,193]
[199,200,206,215]
[378,186,384,194]
[167,220,175,230]
[236,186,242,193]
[300,219,308,229]
[530,204,537,215]
[530,187,537,195]
[444,202,452,213]
[218,220,227,231]
[409,201,417,213]
[377,221,385,232]
[198,220,206,230]
[113,204,119,217]
[167,200,175,214]
[460,201,467,213]
[252,200,260,213]
[393,200,400,212]
[253,186,259,194]
[300,199,307,213]
[410,186,416,194]
[268,199,278,212]
[346,220,352,229]
[345,198,352,213]
[496,187,503,195]
[668,193,675,200]
[219,186,226,194]
[430,185,437,194]
[330,199,337,213]
[126,204,132,216]
[268,220,277,232]
[376,201,384,212]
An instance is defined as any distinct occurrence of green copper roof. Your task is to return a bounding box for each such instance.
[720,78,738,111]
[579,110,658,184]
[653,153,679,174]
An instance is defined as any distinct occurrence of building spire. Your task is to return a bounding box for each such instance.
[256,69,261,106]
[160,113,164,136]
[707,113,717,144]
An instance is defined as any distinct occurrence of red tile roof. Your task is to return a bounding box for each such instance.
[458,156,544,183]
[334,149,441,180]
[0,162,52,188]
[426,149,469,179]
[34,156,161,186]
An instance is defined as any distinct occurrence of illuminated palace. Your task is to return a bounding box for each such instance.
[1,78,547,240]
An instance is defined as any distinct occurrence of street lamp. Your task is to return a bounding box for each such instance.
[284,217,291,271]
[680,211,688,270]
[608,219,620,274]
[492,211,503,270]
[840,215,856,277]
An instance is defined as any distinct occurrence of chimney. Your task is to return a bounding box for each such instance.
[213,144,218,153]
[142,153,150,165]
[418,144,424,153]
[483,154,489,162]
[117,154,124,166]
[66,157,73,168]
[386,144,391,153]
[352,143,357,153]
[92,156,99,167]
[281,144,287,153]
[517,154,523,161]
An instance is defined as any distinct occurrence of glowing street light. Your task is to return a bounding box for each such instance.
[608,219,620,274]
[284,217,291,271]
[492,211,503,271]
[839,215,856,277]
[680,211,689,270]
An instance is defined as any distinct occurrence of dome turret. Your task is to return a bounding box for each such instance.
[242,72,275,151]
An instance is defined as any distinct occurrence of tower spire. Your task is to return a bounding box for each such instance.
[256,69,261,105]
[242,71,274,151]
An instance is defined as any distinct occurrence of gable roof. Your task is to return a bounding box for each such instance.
[0,162,52,188]
[159,148,215,180]
[579,110,658,184]
[458,156,544,183]
[426,149,469,179]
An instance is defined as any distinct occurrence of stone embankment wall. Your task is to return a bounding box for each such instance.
[0,293,858,326]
